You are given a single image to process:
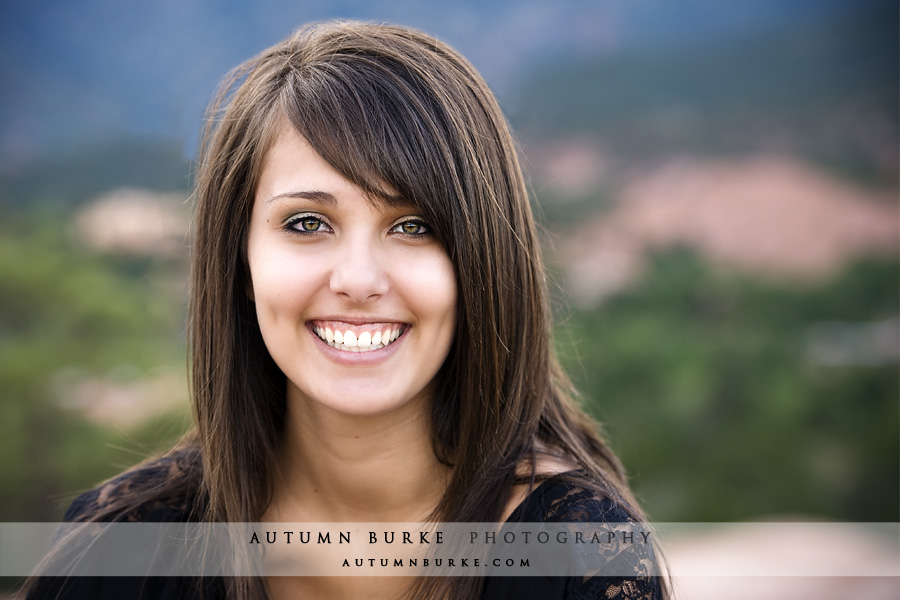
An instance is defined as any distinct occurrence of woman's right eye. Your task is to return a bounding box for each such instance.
[285,214,331,234]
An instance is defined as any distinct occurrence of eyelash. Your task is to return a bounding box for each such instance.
[284,214,331,234]
[390,219,431,237]
[283,214,431,237]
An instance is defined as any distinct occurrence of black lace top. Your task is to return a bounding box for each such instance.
[485,474,661,599]
[26,458,662,599]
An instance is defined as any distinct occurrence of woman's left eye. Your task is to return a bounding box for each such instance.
[391,219,430,236]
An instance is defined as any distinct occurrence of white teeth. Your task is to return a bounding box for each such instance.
[358,331,371,348]
[313,324,403,352]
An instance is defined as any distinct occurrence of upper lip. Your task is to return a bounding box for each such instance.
[307,316,408,326]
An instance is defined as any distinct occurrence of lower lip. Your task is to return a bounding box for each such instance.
[307,324,406,366]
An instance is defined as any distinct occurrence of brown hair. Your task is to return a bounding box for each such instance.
[26,20,665,600]
[190,20,655,598]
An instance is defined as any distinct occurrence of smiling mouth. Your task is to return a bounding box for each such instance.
[311,321,405,352]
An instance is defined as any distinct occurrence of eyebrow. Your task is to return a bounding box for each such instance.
[266,188,411,209]
[265,190,337,205]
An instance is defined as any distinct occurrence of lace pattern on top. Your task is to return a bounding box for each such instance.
[62,457,662,599]
[499,473,662,600]
[64,449,201,523]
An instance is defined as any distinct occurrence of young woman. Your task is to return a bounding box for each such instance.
[26,20,667,600]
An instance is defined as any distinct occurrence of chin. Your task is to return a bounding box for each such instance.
[295,385,427,419]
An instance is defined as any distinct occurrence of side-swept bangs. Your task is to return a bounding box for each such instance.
[274,22,508,259]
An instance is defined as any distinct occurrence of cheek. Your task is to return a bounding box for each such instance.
[249,244,326,326]
[399,251,457,327]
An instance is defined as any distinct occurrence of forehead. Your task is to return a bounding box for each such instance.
[256,126,344,197]
[256,123,405,210]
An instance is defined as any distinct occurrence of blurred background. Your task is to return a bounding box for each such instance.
[1,0,897,597]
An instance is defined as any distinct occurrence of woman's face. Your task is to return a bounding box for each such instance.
[247,125,457,418]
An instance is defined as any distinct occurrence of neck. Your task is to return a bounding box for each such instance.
[266,389,450,523]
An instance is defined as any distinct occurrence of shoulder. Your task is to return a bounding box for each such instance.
[24,450,211,600]
[497,473,665,599]
[64,447,204,523]
[511,472,636,524]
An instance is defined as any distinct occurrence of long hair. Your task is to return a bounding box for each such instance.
[190,20,653,598]
[22,20,663,600]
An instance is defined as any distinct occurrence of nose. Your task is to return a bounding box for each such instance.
[329,235,390,304]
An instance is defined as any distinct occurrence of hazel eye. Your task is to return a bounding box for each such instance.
[286,214,330,234]
[392,219,430,236]
[297,217,321,232]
